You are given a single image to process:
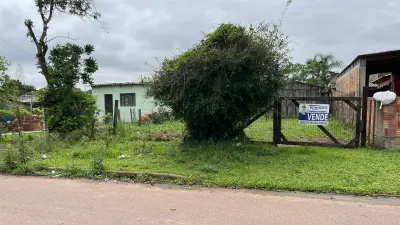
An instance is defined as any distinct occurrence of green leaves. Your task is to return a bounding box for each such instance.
[47,42,98,88]
[0,56,18,106]
[43,43,98,133]
[148,23,289,141]
[288,53,343,92]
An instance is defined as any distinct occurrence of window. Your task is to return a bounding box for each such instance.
[120,93,136,106]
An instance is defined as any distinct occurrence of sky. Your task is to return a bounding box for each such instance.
[0,0,399,88]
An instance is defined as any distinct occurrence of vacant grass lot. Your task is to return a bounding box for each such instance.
[2,119,400,196]
[245,117,354,142]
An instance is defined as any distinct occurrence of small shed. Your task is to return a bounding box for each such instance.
[335,50,400,148]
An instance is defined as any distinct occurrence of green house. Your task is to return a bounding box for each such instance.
[91,82,159,122]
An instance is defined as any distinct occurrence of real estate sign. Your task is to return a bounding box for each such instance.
[298,104,330,125]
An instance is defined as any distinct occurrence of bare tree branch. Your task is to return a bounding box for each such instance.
[46,34,79,43]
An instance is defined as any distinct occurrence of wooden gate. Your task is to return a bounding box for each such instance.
[273,97,362,148]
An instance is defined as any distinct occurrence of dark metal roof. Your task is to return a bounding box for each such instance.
[91,82,145,87]
[338,49,400,77]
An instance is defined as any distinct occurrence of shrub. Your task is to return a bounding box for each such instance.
[15,108,31,118]
[152,108,173,124]
[0,109,13,117]
[147,23,289,141]
[0,145,18,171]
[33,108,43,117]
[102,113,113,124]
[89,152,105,177]
[45,89,98,133]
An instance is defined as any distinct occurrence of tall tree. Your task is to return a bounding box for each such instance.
[24,0,103,85]
[41,42,98,133]
[302,53,343,92]
[285,62,307,83]
[8,80,36,96]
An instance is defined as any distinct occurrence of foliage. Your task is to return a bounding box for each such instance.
[102,113,113,124]
[147,23,289,141]
[47,43,97,89]
[24,0,103,85]
[303,53,343,92]
[0,109,13,117]
[289,53,343,92]
[0,145,18,171]
[0,135,33,172]
[0,56,18,106]
[33,107,43,117]
[46,89,98,133]
[285,62,307,82]
[151,108,174,124]
[89,150,105,177]
[7,119,400,195]
[13,107,31,118]
[35,42,99,133]
[24,1,101,135]
[6,79,36,96]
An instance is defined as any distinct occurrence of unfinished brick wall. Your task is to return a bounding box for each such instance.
[382,98,400,137]
[334,63,360,124]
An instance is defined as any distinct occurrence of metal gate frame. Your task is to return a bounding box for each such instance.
[273,97,363,148]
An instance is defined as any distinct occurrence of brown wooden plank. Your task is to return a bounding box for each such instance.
[283,97,361,101]
[273,101,281,145]
[281,132,288,142]
[343,100,357,111]
[361,86,368,147]
[291,99,299,107]
[317,125,340,144]
[345,136,358,148]
[280,141,347,148]
[355,98,362,147]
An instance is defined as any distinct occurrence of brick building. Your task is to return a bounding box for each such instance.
[335,50,400,148]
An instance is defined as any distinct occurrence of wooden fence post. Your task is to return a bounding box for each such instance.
[355,98,362,148]
[273,100,281,145]
[138,109,142,126]
[130,108,133,123]
[361,86,368,147]
[113,100,119,134]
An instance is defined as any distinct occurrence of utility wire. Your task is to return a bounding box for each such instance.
[0,36,35,57]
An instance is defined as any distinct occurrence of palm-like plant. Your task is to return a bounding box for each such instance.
[303,53,343,92]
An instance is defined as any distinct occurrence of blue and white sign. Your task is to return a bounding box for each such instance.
[298,104,330,125]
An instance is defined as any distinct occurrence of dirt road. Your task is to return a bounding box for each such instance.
[1,175,400,225]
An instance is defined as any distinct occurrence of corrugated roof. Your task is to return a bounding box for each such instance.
[91,82,145,87]
[338,49,400,77]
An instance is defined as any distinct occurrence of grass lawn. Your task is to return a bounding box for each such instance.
[2,119,400,196]
[245,117,354,142]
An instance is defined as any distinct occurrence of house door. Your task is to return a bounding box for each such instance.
[104,94,113,116]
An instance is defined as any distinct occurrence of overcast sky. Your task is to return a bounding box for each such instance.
[0,0,399,88]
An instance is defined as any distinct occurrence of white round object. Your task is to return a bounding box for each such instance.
[373,91,397,109]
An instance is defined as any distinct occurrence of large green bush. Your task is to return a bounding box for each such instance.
[45,89,97,133]
[147,23,289,141]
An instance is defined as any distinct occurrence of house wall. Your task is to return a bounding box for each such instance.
[91,85,159,122]
[335,60,361,97]
[334,59,361,124]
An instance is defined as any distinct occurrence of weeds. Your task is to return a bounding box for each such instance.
[3,119,400,196]
[1,145,18,171]
[89,150,105,177]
